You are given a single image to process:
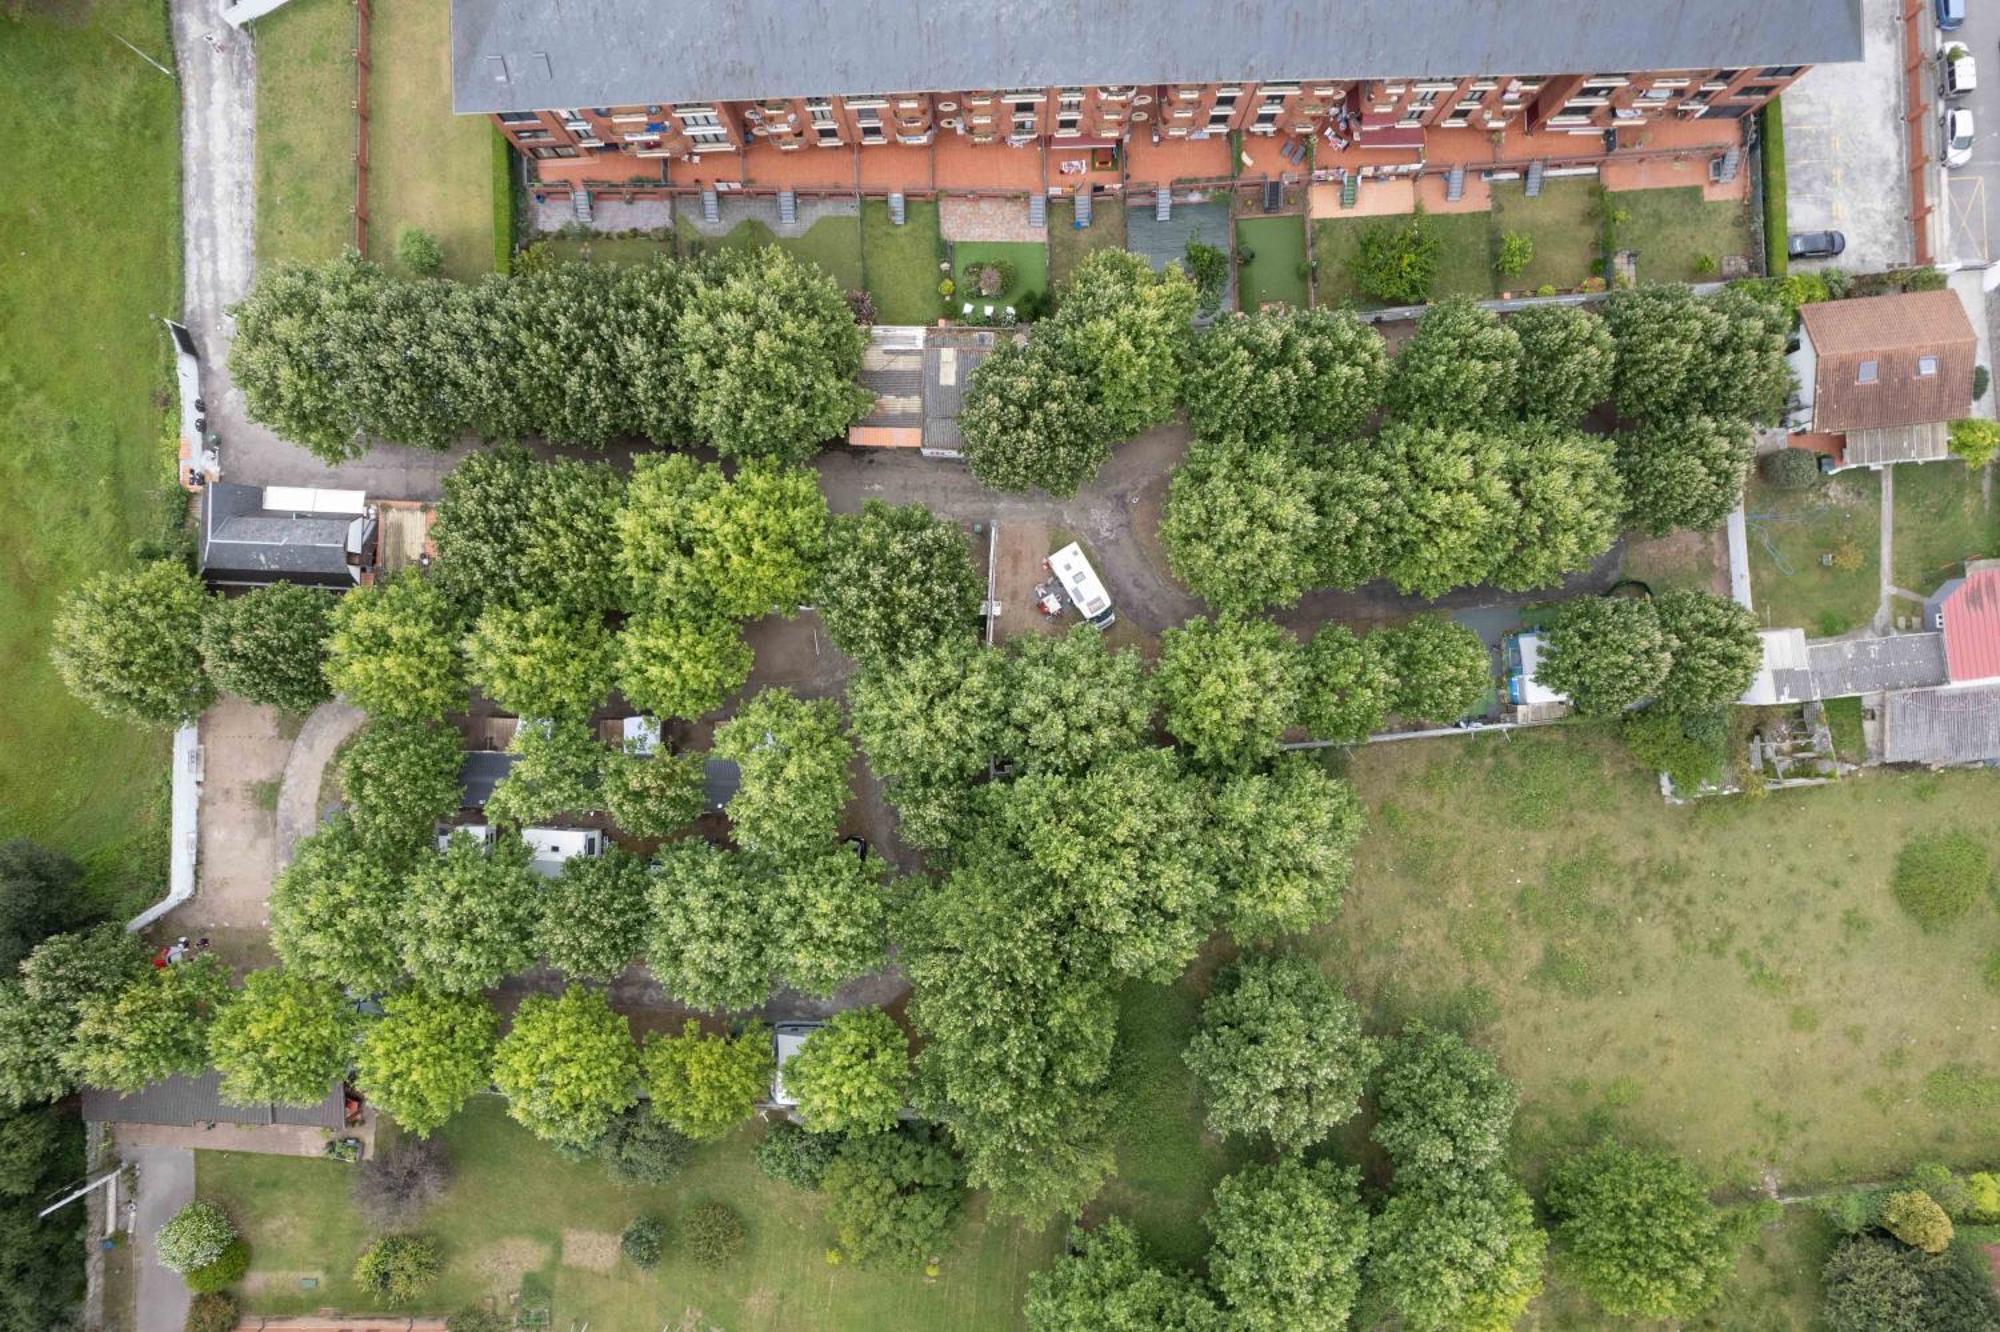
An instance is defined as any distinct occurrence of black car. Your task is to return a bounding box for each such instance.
[1787,230,1847,260]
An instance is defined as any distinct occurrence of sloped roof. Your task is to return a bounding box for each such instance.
[82,1070,346,1130]
[451,0,1865,114]
[1802,291,1976,432]
[1807,632,1949,698]
[200,483,371,588]
[1882,683,2000,766]
[1940,567,2000,683]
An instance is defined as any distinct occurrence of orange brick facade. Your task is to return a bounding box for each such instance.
[491,66,1805,179]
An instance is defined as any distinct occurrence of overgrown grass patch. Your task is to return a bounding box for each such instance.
[365,0,496,276]
[1891,830,1992,931]
[1047,197,1126,287]
[251,0,355,265]
[1428,210,1497,298]
[1893,459,2000,596]
[861,198,945,323]
[1743,470,1880,636]
[1233,215,1308,309]
[1489,178,1602,292]
[1613,185,1759,284]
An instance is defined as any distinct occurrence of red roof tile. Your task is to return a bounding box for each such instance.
[1943,568,2000,683]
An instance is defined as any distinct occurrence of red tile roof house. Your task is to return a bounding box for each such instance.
[1885,562,2000,766]
[1791,289,1978,472]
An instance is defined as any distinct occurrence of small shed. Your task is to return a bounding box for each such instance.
[82,1070,346,1131]
[1881,683,2000,766]
[1739,629,1818,705]
[200,483,377,588]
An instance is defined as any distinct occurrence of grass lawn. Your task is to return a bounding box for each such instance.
[953,241,1049,312]
[1429,209,1498,299]
[206,1097,1054,1329]
[0,0,178,917]
[1619,529,1725,596]
[1744,471,1881,636]
[1823,697,1866,765]
[365,0,495,276]
[1615,185,1759,285]
[539,234,673,265]
[1047,197,1126,287]
[251,0,354,265]
[861,198,945,324]
[1233,216,1309,309]
[1308,216,1376,307]
[677,216,866,292]
[1893,459,2000,596]
[1490,178,1602,293]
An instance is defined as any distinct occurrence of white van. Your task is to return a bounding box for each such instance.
[1047,542,1116,629]
[1942,45,1978,98]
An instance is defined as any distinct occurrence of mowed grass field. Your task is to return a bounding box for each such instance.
[251,0,355,264]
[206,1097,1055,1331]
[1894,458,2000,597]
[365,0,495,276]
[1744,470,1881,636]
[0,0,178,915]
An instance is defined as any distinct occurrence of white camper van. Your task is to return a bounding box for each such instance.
[1047,543,1116,629]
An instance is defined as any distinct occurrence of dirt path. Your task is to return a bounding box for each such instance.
[274,701,366,871]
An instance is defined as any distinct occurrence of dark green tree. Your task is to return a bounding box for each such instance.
[1205,1157,1370,1332]
[1024,1217,1222,1332]
[1654,588,1763,712]
[999,627,1153,775]
[645,842,773,1011]
[1370,1171,1547,1332]
[1372,1022,1519,1181]
[1384,296,1522,427]
[816,501,983,666]
[1155,615,1302,770]
[1547,1140,1746,1318]
[1537,596,1672,716]
[821,1124,965,1266]
[958,339,1111,498]
[199,582,335,712]
[1160,438,1322,613]
[270,814,407,994]
[535,849,650,980]
[50,562,213,727]
[399,829,541,993]
[1616,415,1754,537]
[336,719,466,858]
[1211,757,1365,942]
[712,689,853,860]
[1184,308,1387,443]
[1510,303,1617,424]
[1381,617,1491,723]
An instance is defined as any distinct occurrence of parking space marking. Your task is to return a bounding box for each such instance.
[1946,174,1989,262]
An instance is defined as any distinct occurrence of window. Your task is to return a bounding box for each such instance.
[514,129,552,142]
[1701,103,1752,119]
[1858,360,1879,384]
[678,110,720,128]
[1760,65,1804,78]
[497,111,540,124]
[1919,355,1940,377]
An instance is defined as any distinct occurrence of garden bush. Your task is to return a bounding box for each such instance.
[755,1121,844,1190]
[156,1201,236,1274]
[1759,448,1825,489]
[599,1106,692,1186]
[1349,208,1439,304]
[1890,831,1992,931]
[445,1310,511,1332]
[683,1200,747,1267]
[184,1240,251,1294]
[1882,1189,1953,1254]
[353,1233,444,1302]
[621,1215,665,1269]
[1965,1172,2000,1223]
[185,1292,239,1332]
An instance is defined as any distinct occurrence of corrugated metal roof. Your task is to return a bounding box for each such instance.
[1941,567,2000,683]
[451,0,1865,114]
[1883,683,2000,766]
[1802,291,1977,433]
[1807,632,1950,698]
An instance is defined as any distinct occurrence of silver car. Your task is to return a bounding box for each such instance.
[1943,106,1976,168]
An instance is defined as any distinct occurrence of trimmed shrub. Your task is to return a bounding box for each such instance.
[1882,1189,1953,1254]
[683,1200,747,1267]
[1965,1172,2000,1223]
[621,1215,665,1269]
[184,1240,251,1294]
[755,1121,844,1190]
[156,1201,236,1274]
[1759,448,1824,489]
[600,1106,692,1187]
[1890,831,1992,931]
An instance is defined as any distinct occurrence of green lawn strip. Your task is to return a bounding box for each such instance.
[1308,217,1378,308]
[1047,197,1126,287]
[1427,210,1498,299]
[1612,185,1758,285]
[364,0,495,276]
[491,129,516,274]
[1762,99,1789,277]
[952,240,1049,312]
[1233,216,1309,310]
[1823,698,1866,764]
[862,197,946,323]
[1490,178,1601,293]
[1893,459,2000,595]
[679,215,865,291]
[210,1097,1054,1328]
[1743,471,1880,636]
[0,0,177,917]
[250,0,355,265]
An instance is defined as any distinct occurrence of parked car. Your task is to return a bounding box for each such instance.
[1938,0,1966,31]
[1941,44,1978,96]
[1943,105,1977,167]
[770,1022,824,1108]
[1787,230,1847,259]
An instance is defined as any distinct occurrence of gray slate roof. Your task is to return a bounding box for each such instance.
[200,483,370,588]
[1808,632,1949,699]
[82,1070,347,1131]
[460,751,518,807]
[451,0,1865,114]
[704,756,741,810]
[1882,683,2000,766]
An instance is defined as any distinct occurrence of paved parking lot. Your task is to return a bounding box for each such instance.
[1939,0,2000,261]
[1783,0,1916,271]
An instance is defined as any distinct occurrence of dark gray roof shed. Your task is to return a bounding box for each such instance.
[82,1070,347,1131]
[200,483,373,589]
[451,0,1865,114]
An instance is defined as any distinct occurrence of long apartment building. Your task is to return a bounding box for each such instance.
[451,0,1863,179]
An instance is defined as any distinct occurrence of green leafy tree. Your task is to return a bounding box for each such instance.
[822,1124,966,1265]
[1822,1236,2000,1331]
[324,573,466,721]
[394,225,443,275]
[1183,236,1230,313]
[1616,415,1754,537]
[1605,284,1790,425]
[1537,596,1672,716]
[208,968,362,1106]
[1043,248,1197,440]
[50,562,213,727]
[773,850,891,996]
[1382,617,1491,723]
[1155,615,1302,770]
[1299,624,1392,742]
[20,924,149,1021]
[1510,304,1616,424]
[1206,1158,1370,1332]
[1000,626,1152,775]
[535,850,648,980]
[430,448,624,616]
[959,339,1112,498]
[1622,706,1729,790]
[63,954,229,1092]
[1949,418,2000,468]
[489,986,638,1149]
[848,640,1007,794]
[599,1106,692,1186]
[785,1008,908,1134]
[1372,1022,1519,1180]
[0,984,77,1110]
[1385,296,1522,427]
[1546,1140,1745,1318]
[0,840,92,977]
[1340,424,1512,596]
[0,1107,65,1198]
[228,254,397,461]
[756,1120,844,1189]
[614,612,752,720]
[336,719,466,858]
[199,582,335,712]
[1184,308,1387,443]
[353,1232,443,1303]
[1495,230,1534,280]
[1654,588,1762,712]
[1349,208,1440,305]
[817,501,983,666]
[464,605,615,720]
[399,830,541,993]
[353,989,497,1136]
[1161,437,1323,613]
[482,717,606,826]
[677,246,872,462]
[1024,1217,1223,1332]
[1211,757,1364,942]
[641,1019,773,1140]
[646,841,772,1009]
[615,454,828,616]
[156,1201,237,1274]
[1493,426,1624,591]
[601,747,709,840]
[270,815,407,994]
[712,689,853,860]
[1371,1171,1548,1332]
[1185,954,1378,1150]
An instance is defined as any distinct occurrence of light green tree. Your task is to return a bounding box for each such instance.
[353,989,497,1137]
[1155,615,1302,770]
[641,1019,773,1140]
[208,969,363,1106]
[614,612,752,720]
[712,689,853,860]
[1160,438,1323,613]
[490,986,638,1149]
[463,605,616,719]
[50,562,214,727]
[199,582,335,713]
[399,830,541,994]
[64,954,231,1092]
[324,573,466,721]
[784,1007,909,1134]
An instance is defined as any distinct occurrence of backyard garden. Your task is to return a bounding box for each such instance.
[1743,463,1881,637]
[1893,458,2000,597]
[250,0,356,265]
